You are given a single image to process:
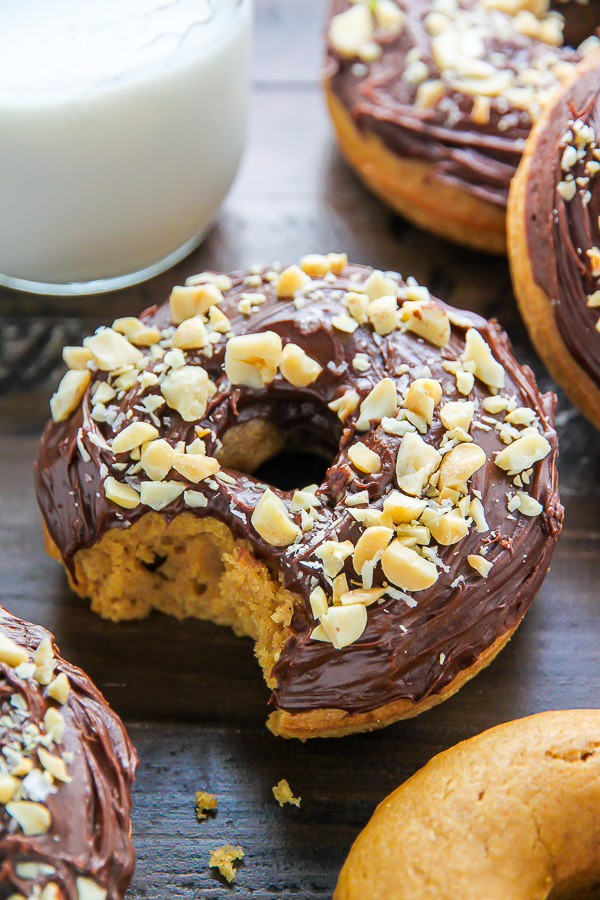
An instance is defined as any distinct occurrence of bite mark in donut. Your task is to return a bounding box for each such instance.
[324,0,600,252]
[0,606,136,900]
[35,257,562,739]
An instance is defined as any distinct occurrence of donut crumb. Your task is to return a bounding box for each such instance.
[209,844,244,882]
[195,790,218,821]
[273,778,301,808]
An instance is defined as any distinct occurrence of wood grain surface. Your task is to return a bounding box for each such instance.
[1,2,600,897]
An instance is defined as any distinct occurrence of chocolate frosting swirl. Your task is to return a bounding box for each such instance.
[35,264,562,717]
[326,0,585,208]
[0,606,137,900]
[524,61,600,388]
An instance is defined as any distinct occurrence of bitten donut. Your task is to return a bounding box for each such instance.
[35,256,562,739]
[324,0,600,253]
[335,709,600,899]
[508,52,600,427]
[0,606,137,899]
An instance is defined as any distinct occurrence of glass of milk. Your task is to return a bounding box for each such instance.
[0,0,252,295]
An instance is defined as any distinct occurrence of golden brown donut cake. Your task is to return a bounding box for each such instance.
[335,709,600,899]
[324,0,600,254]
[0,605,137,899]
[35,257,562,739]
[508,52,600,427]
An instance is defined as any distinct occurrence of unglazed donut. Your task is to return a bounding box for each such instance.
[508,52,600,427]
[324,0,600,254]
[0,605,136,900]
[35,257,562,739]
[334,709,600,900]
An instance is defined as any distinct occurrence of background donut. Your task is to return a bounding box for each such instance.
[508,52,600,428]
[35,259,562,739]
[334,709,600,900]
[324,0,599,253]
[0,605,136,900]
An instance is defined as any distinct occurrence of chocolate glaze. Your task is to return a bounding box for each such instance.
[35,265,562,716]
[326,0,583,208]
[524,63,600,388]
[0,606,136,900]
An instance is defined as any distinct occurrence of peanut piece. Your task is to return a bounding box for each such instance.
[279,343,322,387]
[83,328,142,371]
[161,365,216,422]
[112,422,159,455]
[141,439,175,481]
[353,526,394,574]
[251,489,300,546]
[405,378,442,425]
[319,604,368,649]
[224,331,282,389]
[495,432,551,475]
[381,540,438,591]
[348,442,381,474]
[461,328,505,389]
[395,432,441,496]
[275,264,310,298]
[439,443,486,492]
[50,369,91,422]
[170,284,223,324]
[356,377,398,430]
[383,490,426,523]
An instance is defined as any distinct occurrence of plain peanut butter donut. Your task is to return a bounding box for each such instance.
[35,256,562,739]
[0,605,137,900]
[334,709,600,900]
[508,52,600,428]
[324,0,600,253]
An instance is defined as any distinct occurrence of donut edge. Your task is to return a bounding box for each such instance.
[333,709,600,899]
[507,54,600,429]
[324,80,508,256]
[267,624,518,739]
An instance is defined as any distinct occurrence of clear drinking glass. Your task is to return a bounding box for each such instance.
[0,0,252,295]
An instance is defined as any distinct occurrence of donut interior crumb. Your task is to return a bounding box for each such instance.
[272,778,301,807]
[209,844,244,882]
[55,501,297,690]
[195,790,218,820]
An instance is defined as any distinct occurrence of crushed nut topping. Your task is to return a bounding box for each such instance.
[49,256,552,655]
[328,0,586,153]
[0,626,82,900]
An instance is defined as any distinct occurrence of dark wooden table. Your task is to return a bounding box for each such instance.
[1,2,600,897]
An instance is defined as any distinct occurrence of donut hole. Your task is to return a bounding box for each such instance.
[254,450,332,492]
[217,403,342,492]
[554,0,600,46]
[548,874,600,899]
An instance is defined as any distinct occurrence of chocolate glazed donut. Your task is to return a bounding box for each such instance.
[0,606,136,900]
[324,0,600,253]
[35,258,562,739]
[508,51,600,427]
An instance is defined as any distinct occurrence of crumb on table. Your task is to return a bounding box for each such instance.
[272,778,301,807]
[209,844,244,883]
[195,789,218,821]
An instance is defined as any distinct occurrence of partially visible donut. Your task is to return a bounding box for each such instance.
[0,606,136,900]
[324,0,600,253]
[35,257,562,739]
[508,51,600,427]
[334,710,600,900]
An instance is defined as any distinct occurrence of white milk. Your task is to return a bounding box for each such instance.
[0,0,252,293]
